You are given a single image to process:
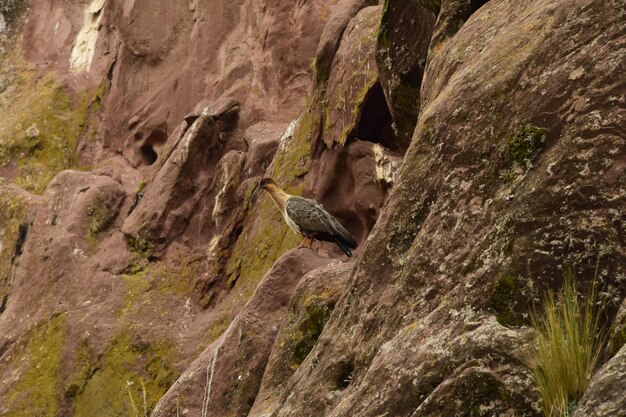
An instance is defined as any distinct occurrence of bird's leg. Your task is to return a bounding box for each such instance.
[297,236,308,249]
[310,238,319,254]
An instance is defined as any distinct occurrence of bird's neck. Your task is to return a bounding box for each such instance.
[264,184,290,211]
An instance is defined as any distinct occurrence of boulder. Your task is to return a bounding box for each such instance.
[323,6,382,148]
[152,249,333,417]
[376,0,435,145]
[267,0,626,415]
[249,261,352,416]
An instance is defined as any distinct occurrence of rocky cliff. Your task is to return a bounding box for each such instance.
[0,0,624,416]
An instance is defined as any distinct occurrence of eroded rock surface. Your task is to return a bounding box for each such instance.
[376,0,435,144]
[257,0,626,416]
[152,249,333,417]
[0,0,624,415]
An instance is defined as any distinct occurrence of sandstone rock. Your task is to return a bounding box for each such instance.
[249,261,352,416]
[376,0,435,145]
[0,0,372,414]
[122,101,245,255]
[152,249,333,417]
[266,0,626,415]
[314,0,377,85]
[323,6,383,148]
[243,122,286,176]
[572,344,626,417]
[2,0,624,414]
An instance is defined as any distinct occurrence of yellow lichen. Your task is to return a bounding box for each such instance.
[0,49,104,194]
[3,313,66,417]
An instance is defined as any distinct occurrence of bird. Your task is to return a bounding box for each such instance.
[252,177,358,257]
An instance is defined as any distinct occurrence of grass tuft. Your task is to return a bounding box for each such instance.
[529,269,605,417]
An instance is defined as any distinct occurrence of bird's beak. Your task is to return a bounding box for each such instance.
[249,182,262,206]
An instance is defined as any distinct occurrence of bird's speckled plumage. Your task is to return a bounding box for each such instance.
[254,178,358,256]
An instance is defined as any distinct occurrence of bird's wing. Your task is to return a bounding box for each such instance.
[286,197,357,248]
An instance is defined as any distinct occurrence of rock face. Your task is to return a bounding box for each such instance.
[256,0,625,416]
[0,0,625,416]
[376,0,435,144]
[152,249,333,417]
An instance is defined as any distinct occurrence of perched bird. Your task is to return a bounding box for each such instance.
[252,177,358,257]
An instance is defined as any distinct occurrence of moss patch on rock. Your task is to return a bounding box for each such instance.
[323,6,380,147]
[3,313,66,417]
[507,124,547,167]
[85,202,117,249]
[63,340,97,403]
[206,313,232,344]
[126,226,156,259]
[489,275,528,327]
[0,189,28,304]
[0,50,102,193]
[282,292,334,368]
[72,333,176,417]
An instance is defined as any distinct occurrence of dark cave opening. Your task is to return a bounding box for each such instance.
[138,128,168,166]
[347,82,404,153]
[140,143,158,165]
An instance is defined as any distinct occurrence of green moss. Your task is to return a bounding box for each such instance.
[271,99,318,182]
[225,197,298,300]
[150,252,199,295]
[0,190,28,303]
[0,51,104,193]
[3,313,66,417]
[64,340,97,402]
[284,293,333,367]
[86,203,116,248]
[207,313,232,344]
[377,0,391,48]
[507,124,547,166]
[489,275,527,327]
[323,8,379,147]
[335,78,378,145]
[313,56,332,86]
[126,226,155,258]
[73,333,176,417]
[389,82,421,141]
[499,168,513,184]
[137,179,147,192]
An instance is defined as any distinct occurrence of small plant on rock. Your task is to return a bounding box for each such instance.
[529,268,606,417]
[0,0,22,18]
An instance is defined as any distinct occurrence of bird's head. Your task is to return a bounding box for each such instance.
[250,177,279,205]
[257,177,277,190]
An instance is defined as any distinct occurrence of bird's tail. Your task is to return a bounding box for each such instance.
[334,236,353,257]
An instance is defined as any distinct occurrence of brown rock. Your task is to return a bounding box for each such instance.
[122,102,246,255]
[572,344,626,417]
[249,261,352,416]
[314,0,377,85]
[152,249,333,417]
[376,0,435,145]
[243,122,287,177]
[323,6,383,148]
[266,0,626,415]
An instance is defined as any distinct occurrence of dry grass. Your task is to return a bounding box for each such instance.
[529,269,605,417]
